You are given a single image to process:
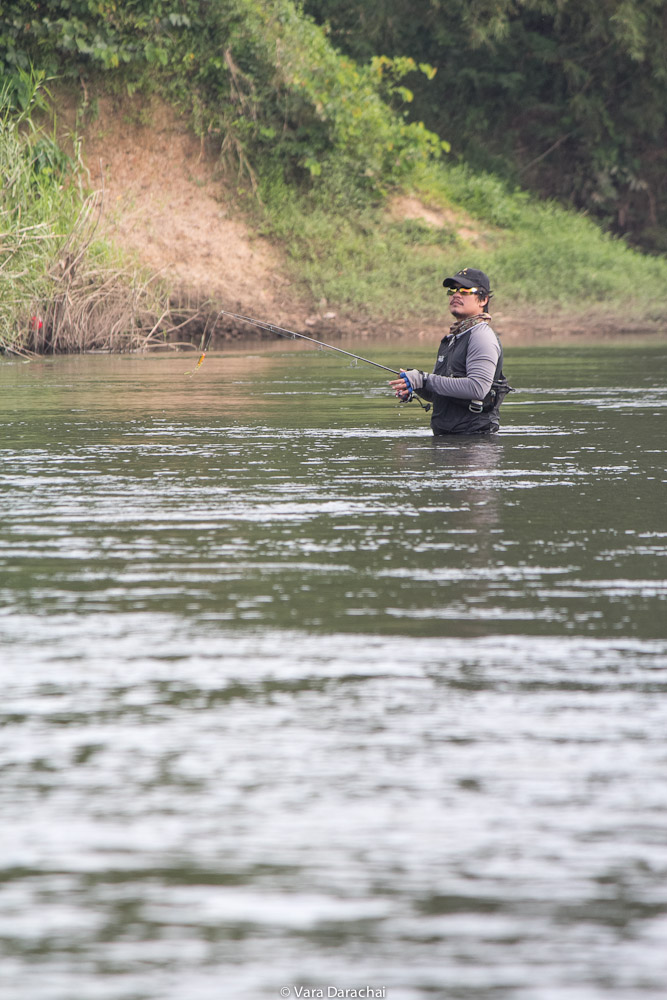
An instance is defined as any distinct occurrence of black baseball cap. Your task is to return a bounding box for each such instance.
[442,268,491,294]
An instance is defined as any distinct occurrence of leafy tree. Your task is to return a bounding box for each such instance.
[304,0,667,251]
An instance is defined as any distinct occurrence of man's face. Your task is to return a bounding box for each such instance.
[448,287,488,320]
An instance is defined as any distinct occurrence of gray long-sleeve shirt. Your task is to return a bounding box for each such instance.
[424,322,500,401]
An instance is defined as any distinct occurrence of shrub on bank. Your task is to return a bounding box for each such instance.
[0,71,174,354]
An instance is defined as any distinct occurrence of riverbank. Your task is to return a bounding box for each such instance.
[80,97,664,349]
[3,83,665,358]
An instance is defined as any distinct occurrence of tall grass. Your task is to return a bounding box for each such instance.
[425,163,667,316]
[256,159,667,324]
[0,72,175,356]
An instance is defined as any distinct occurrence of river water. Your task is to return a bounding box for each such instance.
[1,339,666,1000]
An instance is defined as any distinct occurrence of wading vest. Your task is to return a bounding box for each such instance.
[430,326,509,435]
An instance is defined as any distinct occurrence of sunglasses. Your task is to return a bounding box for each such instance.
[446,286,481,296]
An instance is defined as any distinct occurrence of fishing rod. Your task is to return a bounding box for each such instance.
[220,310,402,373]
[185,308,429,410]
[210,309,431,410]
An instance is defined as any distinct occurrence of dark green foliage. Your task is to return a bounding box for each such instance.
[304,0,667,253]
[0,0,446,201]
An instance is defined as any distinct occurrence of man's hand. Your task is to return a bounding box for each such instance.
[389,369,424,399]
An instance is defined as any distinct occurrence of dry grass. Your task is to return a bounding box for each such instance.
[2,189,189,356]
[1,76,202,358]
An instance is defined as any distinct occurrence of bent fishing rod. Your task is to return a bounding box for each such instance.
[192,308,429,409]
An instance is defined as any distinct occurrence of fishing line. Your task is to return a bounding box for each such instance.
[184,312,217,376]
[210,309,431,411]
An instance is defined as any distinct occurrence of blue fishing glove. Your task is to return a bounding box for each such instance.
[401,369,425,390]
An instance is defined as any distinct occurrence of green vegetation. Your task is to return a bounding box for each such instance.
[416,162,667,312]
[256,159,667,321]
[1,1,666,354]
[305,0,667,255]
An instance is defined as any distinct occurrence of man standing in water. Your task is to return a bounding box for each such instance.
[390,267,510,434]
